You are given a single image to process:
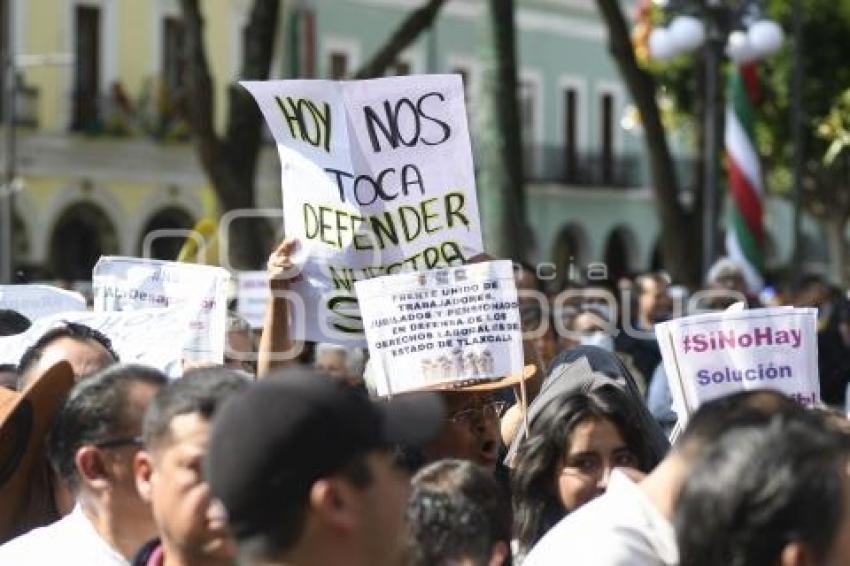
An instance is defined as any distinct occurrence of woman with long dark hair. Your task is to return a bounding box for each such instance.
[511,385,656,560]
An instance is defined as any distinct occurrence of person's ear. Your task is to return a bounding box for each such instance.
[134,451,154,503]
[309,478,358,533]
[488,540,511,566]
[75,446,110,491]
[779,542,815,566]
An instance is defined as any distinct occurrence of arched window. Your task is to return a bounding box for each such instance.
[138,207,195,260]
[603,225,639,284]
[49,202,118,281]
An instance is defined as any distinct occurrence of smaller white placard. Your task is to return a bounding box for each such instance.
[93,257,230,364]
[655,306,820,425]
[236,271,270,329]
[0,285,86,321]
[356,260,523,396]
[0,306,195,376]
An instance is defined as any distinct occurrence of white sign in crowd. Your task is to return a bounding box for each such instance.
[357,260,524,396]
[0,306,194,375]
[236,271,270,329]
[0,76,826,425]
[92,257,230,365]
[0,284,86,321]
[656,306,821,426]
[242,74,483,346]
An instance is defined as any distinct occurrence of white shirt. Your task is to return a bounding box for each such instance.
[523,470,678,566]
[0,504,129,565]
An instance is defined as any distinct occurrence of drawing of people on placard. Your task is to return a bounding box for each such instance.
[421,359,438,383]
[463,351,479,378]
[451,346,464,376]
[480,350,494,374]
[437,355,453,380]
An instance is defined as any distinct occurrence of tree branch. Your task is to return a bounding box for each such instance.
[353,0,447,79]
[595,0,697,284]
[179,0,221,150]
[223,0,281,205]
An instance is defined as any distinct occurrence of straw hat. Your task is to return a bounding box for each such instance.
[420,364,538,392]
[0,361,75,542]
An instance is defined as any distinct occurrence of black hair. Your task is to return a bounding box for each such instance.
[0,309,30,336]
[514,260,544,293]
[408,459,512,566]
[142,366,250,452]
[511,385,655,555]
[633,272,668,296]
[0,363,17,390]
[676,389,804,456]
[675,411,850,566]
[234,452,375,563]
[46,364,166,493]
[17,321,119,385]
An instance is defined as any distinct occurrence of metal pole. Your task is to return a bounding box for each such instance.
[791,0,804,279]
[0,0,14,284]
[702,11,722,279]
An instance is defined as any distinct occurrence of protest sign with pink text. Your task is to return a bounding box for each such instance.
[656,307,820,426]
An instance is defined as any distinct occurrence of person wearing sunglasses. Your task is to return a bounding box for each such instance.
[0,364,167,565]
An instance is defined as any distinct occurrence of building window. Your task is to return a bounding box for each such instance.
[328,51,349,80]
[289,7,316,77]
[162,16,185,93]
[600,92,615,184]
[563,87,579,180]
[72,5,101,131]
[520,79,539,176]
[0,0,7,120]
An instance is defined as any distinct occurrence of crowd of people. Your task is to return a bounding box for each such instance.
[1,238,850,566]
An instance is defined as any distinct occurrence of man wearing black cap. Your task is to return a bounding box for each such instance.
[206,368,445,566]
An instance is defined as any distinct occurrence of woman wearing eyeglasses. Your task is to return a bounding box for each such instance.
[511,386,656,561]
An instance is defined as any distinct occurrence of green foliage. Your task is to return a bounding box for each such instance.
[647,0,850,197]
[819,89,850,165]
[758,0,850,192]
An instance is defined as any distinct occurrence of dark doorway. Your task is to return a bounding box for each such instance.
[50,202,117,281]
[651,240,664,272]
[604,227,633,284]
[552,224,586,291]
[139,207,194,260]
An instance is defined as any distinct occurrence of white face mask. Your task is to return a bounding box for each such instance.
[579,331,615,352]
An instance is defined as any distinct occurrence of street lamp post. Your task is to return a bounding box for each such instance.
[702,3,724,280]
[647,0,783,281]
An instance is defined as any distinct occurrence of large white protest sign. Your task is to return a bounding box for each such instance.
[0,306,194,376]
[242,75,483,345]
[0,285,86,321]
[236,271,269,329]
[92,257,229,364]
[356,260,524,396]
[655,307,820,425]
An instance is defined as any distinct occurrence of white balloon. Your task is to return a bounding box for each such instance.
[748,20,784,56]
[649,28,678,61]
[668,15,705,52]
[726,30,757,63]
